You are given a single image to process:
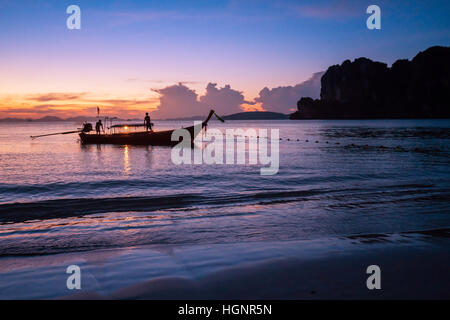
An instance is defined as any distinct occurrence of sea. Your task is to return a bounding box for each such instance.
[0,119,449,298]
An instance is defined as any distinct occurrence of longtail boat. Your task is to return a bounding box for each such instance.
[31,109,224,146]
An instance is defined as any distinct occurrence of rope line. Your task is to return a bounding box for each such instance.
[199,132,446,154]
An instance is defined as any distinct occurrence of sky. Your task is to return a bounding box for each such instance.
[0,0,449,119]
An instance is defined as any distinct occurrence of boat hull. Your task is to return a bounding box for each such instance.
[79,125,198,146]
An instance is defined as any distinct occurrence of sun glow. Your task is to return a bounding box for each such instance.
[241,102,264,112]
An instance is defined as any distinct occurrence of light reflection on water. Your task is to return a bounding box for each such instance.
[123,145,130,175]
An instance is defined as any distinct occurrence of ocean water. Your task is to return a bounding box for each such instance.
[0,119,449,258]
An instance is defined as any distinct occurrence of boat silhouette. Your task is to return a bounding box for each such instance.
[31,109,224,146]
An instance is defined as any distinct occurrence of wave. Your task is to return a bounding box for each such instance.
[0,189,328,223]
[0,182,447,223]
[0,178,192,195]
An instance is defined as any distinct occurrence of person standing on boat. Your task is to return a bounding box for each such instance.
[95,119,103,135]
[144,112,152,131]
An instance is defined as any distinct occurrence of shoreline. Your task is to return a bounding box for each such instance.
[0,230,449,299]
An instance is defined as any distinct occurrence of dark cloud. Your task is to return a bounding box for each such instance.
[255,72,323,113]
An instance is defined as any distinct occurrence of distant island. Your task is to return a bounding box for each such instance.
[222,111,288,120]
[290,46,450,119]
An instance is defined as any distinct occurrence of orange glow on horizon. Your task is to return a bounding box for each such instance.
[0,92,160,120]
[241,102,264,112]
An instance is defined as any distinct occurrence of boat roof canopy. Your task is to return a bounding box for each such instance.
[110,123,145,128]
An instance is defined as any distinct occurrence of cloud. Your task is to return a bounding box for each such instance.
[125,78,200,85]
[255,71,324,113]
[25,92,156,111]
[199,83,251,114]
[151,83,205,119]
[27,92,88,102]
[291,0,362,19]
[0,104,92,118]
[150,82,249,119]
[95,98,155,107]
[103,8,277,27]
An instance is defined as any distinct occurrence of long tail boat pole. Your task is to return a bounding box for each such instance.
[202,109,225,127]
[30,130,81,139]
[214,111,225,122]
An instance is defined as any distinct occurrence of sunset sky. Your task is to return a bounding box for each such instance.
[1,0,449,119]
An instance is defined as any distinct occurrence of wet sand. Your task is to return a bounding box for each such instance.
[1,229,449,299]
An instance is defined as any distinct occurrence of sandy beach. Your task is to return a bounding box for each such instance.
[0,229,448,299]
